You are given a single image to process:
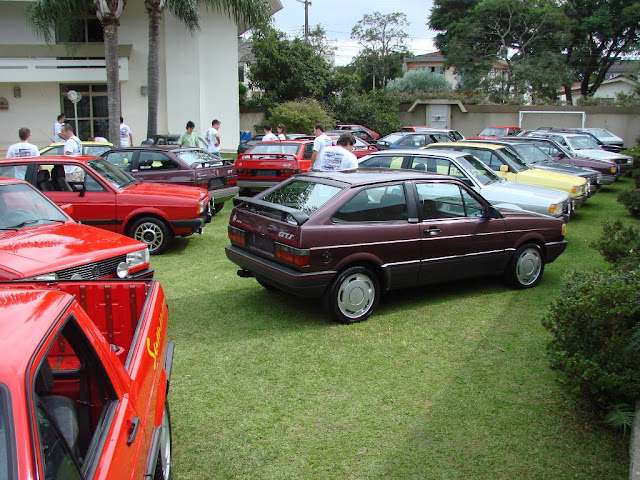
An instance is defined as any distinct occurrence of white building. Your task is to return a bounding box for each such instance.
[0,0,282,153]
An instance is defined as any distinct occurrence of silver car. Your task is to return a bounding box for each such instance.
[358,149,571,219]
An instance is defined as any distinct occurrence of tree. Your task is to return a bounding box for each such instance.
[28,0,126,146]
[144,0,270,138]
[350,12,410,89]
[248,26,340,104]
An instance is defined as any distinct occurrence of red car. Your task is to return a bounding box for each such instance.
[0,155,211,254]
[235,140,314,194]
[0,278,172,479]
[0,177,152,280]
[335,124,381,140]
[473,125,523,139]
[324,132,378,158]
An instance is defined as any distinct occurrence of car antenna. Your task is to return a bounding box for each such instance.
[39,129,56,143]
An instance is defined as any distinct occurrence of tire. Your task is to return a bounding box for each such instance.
[153,404,172,480]
[324,266,379,324]
[506,243,544,289]
[213,202,225,213]
[128,217,173,255]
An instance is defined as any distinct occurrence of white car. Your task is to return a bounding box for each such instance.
[358,149,572,220]
[584,128,624,152]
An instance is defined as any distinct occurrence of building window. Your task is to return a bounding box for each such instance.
[56,18,104,44]
[60,84,109,141]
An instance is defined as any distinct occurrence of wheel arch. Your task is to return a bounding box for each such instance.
[124,211,172,236]
[329,255,387,293]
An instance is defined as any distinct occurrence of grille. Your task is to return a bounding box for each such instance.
[54,255,127,280]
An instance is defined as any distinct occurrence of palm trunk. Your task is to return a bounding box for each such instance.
[104,21,121,147]
[631,399,640,480]
[147,8,161,139]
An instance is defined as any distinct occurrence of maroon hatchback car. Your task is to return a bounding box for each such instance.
[226,170,568,323]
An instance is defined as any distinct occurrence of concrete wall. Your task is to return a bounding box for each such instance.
[399,103,640,147]
[239,109,266,134]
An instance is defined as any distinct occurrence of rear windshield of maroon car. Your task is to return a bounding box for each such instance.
[248,144,301,156]
[176,149,223,166]
[260,180,342,216]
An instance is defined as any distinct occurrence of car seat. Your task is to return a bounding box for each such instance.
[378,192,407,221]
[51,165,73,192]
[37,170,55,191]
[35,360,80,457]
[413,163,426,171]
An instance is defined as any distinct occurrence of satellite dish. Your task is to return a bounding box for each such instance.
[67,90,82,104]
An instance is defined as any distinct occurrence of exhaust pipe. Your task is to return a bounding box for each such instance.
[237,269,254,278]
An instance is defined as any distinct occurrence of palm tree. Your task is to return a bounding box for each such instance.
[143,0,271,139]
[28,0,126,147]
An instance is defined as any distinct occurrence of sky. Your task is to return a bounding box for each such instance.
[271,0,438,66]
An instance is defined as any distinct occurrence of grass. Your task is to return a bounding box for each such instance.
[152,177,637,479]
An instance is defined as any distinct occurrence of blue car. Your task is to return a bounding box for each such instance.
[376,131,457,150]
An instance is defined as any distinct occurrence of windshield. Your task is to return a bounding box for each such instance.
[84,145,111,156]
[567,135,600,149]
[87,158,137,189]
[176,149,223,166]
[456,155,502,185]
[587,129,612,140]
[380,133,404,144]
[480,127,506,136]
[0,182,67,229]
[501,148,529,172]
[261,179,342,216]
[512,144,552,164]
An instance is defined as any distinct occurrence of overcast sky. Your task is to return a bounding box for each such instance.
[271,0,438,66]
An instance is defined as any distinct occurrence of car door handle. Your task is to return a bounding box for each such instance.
[127,416,140,446]
[424,227,441,236]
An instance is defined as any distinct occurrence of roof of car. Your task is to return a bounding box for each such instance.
[105,146,201,152]
[365,148,471,160]
[426,141,506,150]
[43,141,112,147]
[485,125,521,129]
[300,168,454,187]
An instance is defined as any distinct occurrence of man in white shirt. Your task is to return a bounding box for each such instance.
[6,128,40,158]
[59,124,82,156]
[262,124,278,141]
[313,133,358,171]
[53,114,66,142]
[205,119,222,157]
[311,123,332,165]
[120,117,133,147]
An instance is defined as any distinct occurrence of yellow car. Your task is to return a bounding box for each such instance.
[425,142,588,206]
[39,141,113,156]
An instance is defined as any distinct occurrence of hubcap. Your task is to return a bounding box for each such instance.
[159,407,171,479]
[337,273,375,320]
[134,222,163,252]
[516,248,542,285]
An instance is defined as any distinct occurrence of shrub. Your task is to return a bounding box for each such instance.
[541,269,640,415]
[266,99,335,135]
[590,220,640,269]
[387,69,453,93]
[618,188,640,218]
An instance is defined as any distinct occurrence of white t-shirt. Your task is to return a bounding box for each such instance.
[205,127,220,154]
[262,132,278,141]
[120,124,132,147]
[313,133,332,157]
[64,136,83,156]
[314,145,358,171]
[277,133,287,140]
[54,122,64,142]
[6,142,40,158]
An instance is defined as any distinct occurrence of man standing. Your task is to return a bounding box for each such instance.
[59,124,82,156]
[178,121,200,148]
[205,119,221,157]
[120,117,133,147]
[311,123,332,165]
[6,128,40,158]
[313,133,358,171]
[53,114,66,142]
[262,124,277,141]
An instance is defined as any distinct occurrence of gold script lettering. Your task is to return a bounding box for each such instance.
[146,302,167,370]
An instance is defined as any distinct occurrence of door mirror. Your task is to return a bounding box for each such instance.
[499,164,510,173]
[483,206,501,219]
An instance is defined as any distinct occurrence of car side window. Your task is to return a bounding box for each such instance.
[416,182,483,219]
[362,156,403,168]
[104,152,134,171]
[333,185,407,222]
[139,152,179,170]
[303,143,313,160]
[0,165,28,180]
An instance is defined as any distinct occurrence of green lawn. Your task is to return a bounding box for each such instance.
[152,178,636,479]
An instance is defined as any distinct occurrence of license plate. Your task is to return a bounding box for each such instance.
[259,170,277,177]
[249,233,274,254]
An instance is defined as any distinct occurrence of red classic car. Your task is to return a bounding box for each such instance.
[102,146,238,213]
[335,124,381,140]
[226,169,568,323]
[473,125,523,139]
[0,177,152,280]
[0,155,211,254]
[0,278,172,479]
[235,140,314,194]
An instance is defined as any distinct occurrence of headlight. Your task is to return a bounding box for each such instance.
[126,248,150,268]
[596,173,602,182]
[549,203,559,214]
[26,272,59,281]
[116,262,130,278]
[198,199,206,214]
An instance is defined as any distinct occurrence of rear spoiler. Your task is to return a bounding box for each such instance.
[237,153,298,161]
[232,196,310,225]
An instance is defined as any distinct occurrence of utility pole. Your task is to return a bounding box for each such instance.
[296,0,311,43]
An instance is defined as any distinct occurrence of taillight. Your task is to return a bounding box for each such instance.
[228,225,247,246]
[227,176,238,185]
[275,242,310,267]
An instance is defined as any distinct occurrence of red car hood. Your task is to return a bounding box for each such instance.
[124,181,207,199]
[0,222,144,280]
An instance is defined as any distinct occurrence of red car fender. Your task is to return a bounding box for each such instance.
[120,206,174,232]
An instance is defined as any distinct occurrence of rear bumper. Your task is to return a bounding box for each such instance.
[225,244,334,298]
[237,180,279,191]
[210,185,239,205]
[545,240,568,263]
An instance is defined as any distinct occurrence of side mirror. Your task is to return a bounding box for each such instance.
[499,164,509,173]
[558,152,566,159]
[483,206,501,219]
[60,203,74,216]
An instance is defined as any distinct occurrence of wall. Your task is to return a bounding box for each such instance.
[239,109,266,134]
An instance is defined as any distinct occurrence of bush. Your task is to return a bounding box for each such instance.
[266,99,335,135]
[387,69,453,93]
[328,90,403,137]
[618,188,640,218]
[541,269,640,414]
[590,220,640,269]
